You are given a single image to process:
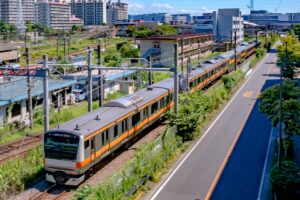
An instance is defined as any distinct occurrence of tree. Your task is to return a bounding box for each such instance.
[71,25,78,32]
[119,43,139,58]
[277,33,300,79]
[292,24,300,40]
[271,160,300,197]
[25,21,32,32]
[103,50,121,67]
[259,79,300,135]
[154,24,177,36]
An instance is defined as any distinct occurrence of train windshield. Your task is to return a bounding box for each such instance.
[44,132,79,161]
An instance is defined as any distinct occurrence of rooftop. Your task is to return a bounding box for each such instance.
[0,78,76,106]
[137,33,213,41]
[0,43,18,52]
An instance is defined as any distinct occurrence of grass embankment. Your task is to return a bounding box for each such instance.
[0,147,43,199]
[73,70,245,200]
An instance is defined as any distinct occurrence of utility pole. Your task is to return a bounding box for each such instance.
[43,55,49,132]
[278,42,287,171]
[87,47,93,112]
[198,40,200,66]
[234,31,237,71]
[63,35,66,59]
[97,41,103,107]
[174,44,179,114]
[25,31,33,129]
[56,30,59,60]
[148,56,152,86]
[181,37,184,72]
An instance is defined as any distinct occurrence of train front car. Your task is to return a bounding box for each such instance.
[44,130,85,186]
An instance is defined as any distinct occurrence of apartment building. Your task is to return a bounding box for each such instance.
[71,0,107,26]
[138,33,214,67]
[0,0,35,24]
[193,12,218,36]
[107,0,128,25]
[35,1,73,30]
[217,8,244,44]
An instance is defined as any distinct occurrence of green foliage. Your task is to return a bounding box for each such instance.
[0,21,16,33]
[106,91,126,101]
[72,25,79,32]
[0,147,44,198]
[277,33,300,79]
[259,79,300,135]
[292,24,300,40]
[255,48,266,58]
[168,70,244,142]
[222,70,244,91]
[119,43,139,58]
[103,50,121,67]
[154,24,177,36]
[271,160,300,190]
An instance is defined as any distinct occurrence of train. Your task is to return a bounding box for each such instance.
[43,41,259,186]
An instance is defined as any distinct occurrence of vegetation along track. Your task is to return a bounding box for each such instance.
[0,134,43,164]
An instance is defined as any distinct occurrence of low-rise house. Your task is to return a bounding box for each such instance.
[0,43,21,65]
[0,77,76,127]
[138,33,214,67]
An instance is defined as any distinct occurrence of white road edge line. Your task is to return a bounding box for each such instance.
[257,127,274,200]
[150,54,270,200]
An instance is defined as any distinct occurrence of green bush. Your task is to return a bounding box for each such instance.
[0,147,44,198]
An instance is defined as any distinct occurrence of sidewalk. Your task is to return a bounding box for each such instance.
[258,127,277,200]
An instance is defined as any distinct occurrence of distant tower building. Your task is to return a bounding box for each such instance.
[217,8,244,44]
[16,0,25,34]
[71,0,107,26]
[106,0,128,25]
[0,0,35,25]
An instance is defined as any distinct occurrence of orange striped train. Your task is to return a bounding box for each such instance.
[44,41,259,186]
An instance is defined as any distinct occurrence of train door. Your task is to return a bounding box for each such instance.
[90,136,96,162]
[101,130,110,153]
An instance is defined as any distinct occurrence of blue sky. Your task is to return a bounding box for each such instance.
[125,0,300,15]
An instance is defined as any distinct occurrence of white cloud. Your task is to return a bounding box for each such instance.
[200,5,210,13]
[128,2,144,12]
[151,3,173,10]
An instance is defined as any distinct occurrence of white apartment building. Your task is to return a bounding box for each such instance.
[0,0,35,24]
[35,1,73,30]
[217,8,244,44]
[71,0,107,26]
[107,0,128,25]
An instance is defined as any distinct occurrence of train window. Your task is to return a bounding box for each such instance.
[151,102,159,114]
[143,107,149,118]
[105,130,109,142]
[160,98,165,108]
[84,140,90,149]
[91,137,95,150]
[132,112,141,126]
[122,120,128,133]
[166,95,170,104]
[102,133,105,145]
[189,82,193,88]
[114,125,118,138]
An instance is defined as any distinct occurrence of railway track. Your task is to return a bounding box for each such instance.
[30,184,67,200]
[0,134,43,164]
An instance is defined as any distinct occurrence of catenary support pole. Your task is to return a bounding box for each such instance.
[26,46,33,129]
[97,42,103,107]
[43,55,49,132]
[174,44,179,114]
[234,31,237,71]
[148,56,152,86]
[87,47,93,112]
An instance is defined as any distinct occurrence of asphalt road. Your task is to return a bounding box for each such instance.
[148,49,279,200]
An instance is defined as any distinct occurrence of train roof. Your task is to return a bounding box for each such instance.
[49,78,174,138]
